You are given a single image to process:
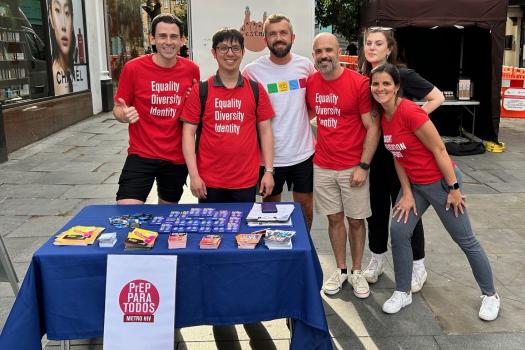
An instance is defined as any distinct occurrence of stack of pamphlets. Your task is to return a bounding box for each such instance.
[246,203,294,226]
[168,232,187,249]
[199,234,222,249]
[98,232,117,248]
[54,226,105,246]
[124,228,158,250]
[236,232,263,249]
[264,230,296,250]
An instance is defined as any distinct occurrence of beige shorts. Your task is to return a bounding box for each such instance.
[314,165,371,219]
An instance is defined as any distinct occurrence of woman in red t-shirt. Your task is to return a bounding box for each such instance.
[369,63,500,321]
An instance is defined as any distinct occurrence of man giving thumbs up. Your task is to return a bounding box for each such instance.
[113,14,200,204]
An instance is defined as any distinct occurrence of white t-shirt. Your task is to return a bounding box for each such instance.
[243,54,315,167]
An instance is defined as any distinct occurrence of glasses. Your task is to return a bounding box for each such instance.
[215,45,242,54]
[368,26,393,32]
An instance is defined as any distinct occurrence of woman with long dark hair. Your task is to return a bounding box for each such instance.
[369,63,499,320]
[361,27,444,293]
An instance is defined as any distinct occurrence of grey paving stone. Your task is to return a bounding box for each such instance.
[0,157,50,171]
[4,236,52,263]
[434,333,525,350]
[486,169,523,182]
[8,147,41,160]
[102,173,120,184]
[484,253,525,287]
[0,296,16,334]
[71,154,125,163]
[81,124,127,135]
[55,135,101,147]
[7,215,73,238]
[0,170,47,184]
[67,198,118,214]
[60,184,119,199]
[9,152,79,168]
[95,161,126,173]
[0,215,30,237]
[499,169,525,181]
[90,132,129,142]
[475,228,525,254]
[37,144,77,154]
[423,286,525,334]
[487,181,525,193]
[0,184,72,199]
[0,198,82,216]
[178,321,290,342]
[44,341,102,350]
[176,339,290,350]
[494,160,525,170]
[458,170,477,183]
[32,161,103,172]
[66,145,125,156]
[332,335,440,350]
[36,172,112,185]
[467,170,506,184]
[323,287,442,338]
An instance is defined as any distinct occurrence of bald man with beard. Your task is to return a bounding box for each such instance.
[306,33,379,299]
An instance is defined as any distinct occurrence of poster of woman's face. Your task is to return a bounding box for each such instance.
[47,0,88,96]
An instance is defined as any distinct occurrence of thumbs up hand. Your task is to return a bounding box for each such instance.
[115,98,139,124]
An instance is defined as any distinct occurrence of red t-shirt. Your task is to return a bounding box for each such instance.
[306,68,371,170]
[115,55,200,164]
[181,75,274,189]
[381,99,451,184]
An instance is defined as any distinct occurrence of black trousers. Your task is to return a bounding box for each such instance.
[366,142,425,260]
[199,186,257,204]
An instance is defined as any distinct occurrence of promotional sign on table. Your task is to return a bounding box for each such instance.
[103,255,178,350]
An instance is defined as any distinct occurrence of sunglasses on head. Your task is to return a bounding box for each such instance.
[368,26,393,32]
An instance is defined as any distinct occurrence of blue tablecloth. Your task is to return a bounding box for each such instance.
[0,204,332,349]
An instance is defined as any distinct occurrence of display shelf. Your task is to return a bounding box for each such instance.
[0,27,30,103]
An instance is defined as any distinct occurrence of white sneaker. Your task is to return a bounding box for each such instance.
[323,269,348,295]
[479,294,500,321]
[363,255,385,283]
[382,291,412,314]
[349,270,370,299]
[411,267,427,293]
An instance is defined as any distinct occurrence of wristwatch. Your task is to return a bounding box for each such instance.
[265,167,275,175]
[446,182,460,192]
[358,162,370,170]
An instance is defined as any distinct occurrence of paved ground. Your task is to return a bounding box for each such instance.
[0,113,524,349]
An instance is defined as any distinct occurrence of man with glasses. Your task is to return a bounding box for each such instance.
[113,14,199,205]
[306,33,380,299]
[242,14,315,230]
[181,28,275,203]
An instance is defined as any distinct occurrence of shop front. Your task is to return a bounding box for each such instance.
[0,0,108,162]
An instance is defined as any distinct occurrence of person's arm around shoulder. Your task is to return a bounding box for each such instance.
[414,120,465,217]
[350,112,380,187]
[420,87,445,114]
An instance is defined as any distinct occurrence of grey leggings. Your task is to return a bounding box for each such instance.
[390,167,495,295]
